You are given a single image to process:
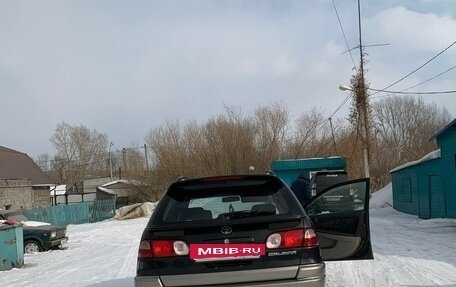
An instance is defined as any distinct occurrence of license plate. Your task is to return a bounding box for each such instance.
[190,244,265,261]
[60,238,68,245]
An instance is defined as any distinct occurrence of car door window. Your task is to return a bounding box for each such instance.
[306,181,367,216]
[305,179,373,261]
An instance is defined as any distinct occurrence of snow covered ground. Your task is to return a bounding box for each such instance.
[2,205,456,286]
[1,217,149,287]
[326,208,456,286]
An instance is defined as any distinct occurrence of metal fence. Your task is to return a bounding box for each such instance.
[50,193,97,206]
[23,199,116,226]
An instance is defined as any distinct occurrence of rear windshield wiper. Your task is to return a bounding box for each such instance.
[218,209,276,219]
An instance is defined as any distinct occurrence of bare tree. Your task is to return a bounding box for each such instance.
[202,108,257,174]
[334,125,364,180]
[35,153,51,173]
[146,120,189,182]
[284,108,332,159]
[50,122,109,186]
[125,148,147,177]
[370,96,451,188]
[138,98,452,198]
[144,107,261,198]
[254,102,289,169]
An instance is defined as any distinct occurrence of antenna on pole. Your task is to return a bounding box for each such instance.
[341,43,390,55]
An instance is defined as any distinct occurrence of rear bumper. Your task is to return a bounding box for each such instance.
[135,263,325,287]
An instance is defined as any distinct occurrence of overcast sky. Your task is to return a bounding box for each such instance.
[1,0,455,158]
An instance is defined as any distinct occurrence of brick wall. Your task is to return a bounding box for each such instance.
[32,187,51,208]
[0,179,50,210]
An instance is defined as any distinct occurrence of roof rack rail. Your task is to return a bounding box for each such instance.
[176,176,190,182]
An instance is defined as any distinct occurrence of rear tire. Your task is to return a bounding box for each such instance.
[24,240,44,254]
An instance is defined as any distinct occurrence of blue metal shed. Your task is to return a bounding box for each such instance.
[390,119,456,219]
[0,225,24,271]
[271,157,346,186]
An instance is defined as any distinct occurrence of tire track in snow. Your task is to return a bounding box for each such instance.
[327,208,456,287]
[374,211,456,286]
[398,257,456,286]
[117,237,139,279]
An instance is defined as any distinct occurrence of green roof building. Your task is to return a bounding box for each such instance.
[390,119,456,219]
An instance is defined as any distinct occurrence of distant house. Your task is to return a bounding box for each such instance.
[82,177,116,194]
[390,119,456,219]
[0,146,53,210]
[49,177,112,205]
[96,179,141,208]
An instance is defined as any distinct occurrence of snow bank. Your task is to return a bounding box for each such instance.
[390,149,441,173]
[416,218,456,226]
[114,202,157,220]
[370,182,393,209]
[22,221,51,227]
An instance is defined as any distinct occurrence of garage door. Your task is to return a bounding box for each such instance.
[429,175,446,218]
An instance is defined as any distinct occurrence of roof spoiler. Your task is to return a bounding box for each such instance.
[176,176,190,182]
[265,170,276,176]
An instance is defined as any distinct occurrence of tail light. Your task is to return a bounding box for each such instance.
[138,240,153,258]
[138,240,189,258]
[266,228,319,249]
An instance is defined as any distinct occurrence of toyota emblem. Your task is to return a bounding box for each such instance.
[220,226,232,235]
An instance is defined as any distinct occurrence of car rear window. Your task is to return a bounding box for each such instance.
[313,172,348,191]
[152,177,302,225]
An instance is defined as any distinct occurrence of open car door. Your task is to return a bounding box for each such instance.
[305,178,373,261]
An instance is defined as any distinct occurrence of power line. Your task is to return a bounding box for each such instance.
[331,0,356,69]
[329,94,352,119]
[370,88,456,96]
[325,0,361,124]
[401,64,456,92]
[372,40,456,95]
[308,93,352,140]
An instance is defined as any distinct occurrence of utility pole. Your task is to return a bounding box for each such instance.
[144,144,149,172]
[109,141,114,180]
[122,148,127,173]
[357,0,370,178]
[328,117,338,155]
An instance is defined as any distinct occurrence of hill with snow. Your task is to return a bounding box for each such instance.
[370,182,393,209]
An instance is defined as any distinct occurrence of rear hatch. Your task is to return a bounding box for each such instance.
[137,175,319,286]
